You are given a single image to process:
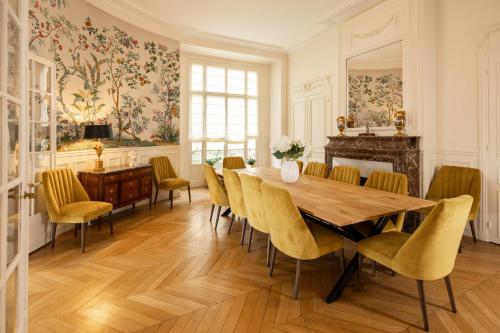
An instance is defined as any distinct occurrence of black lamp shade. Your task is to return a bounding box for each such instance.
[84,124,113,139]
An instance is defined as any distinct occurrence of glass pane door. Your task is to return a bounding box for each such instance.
[27,54,56,253]
[1,0,29,332]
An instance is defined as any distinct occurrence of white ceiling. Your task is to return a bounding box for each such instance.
[120,0,346,49]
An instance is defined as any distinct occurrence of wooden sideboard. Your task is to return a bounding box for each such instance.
[78,164,153,211]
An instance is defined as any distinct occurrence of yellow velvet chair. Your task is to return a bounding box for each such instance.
[240,174,271,263]
[261,182,344,299]
[223,156,246,169]
[222,169,248,244]
[357,195,473,331]
[42,168,113,252]
[328,166,361,185]
[150,156,191,209]
[303,162,329,178]
[424,165,481,242]
[296,160,304,173]
[364,170,408,233]
[204,165,230,228]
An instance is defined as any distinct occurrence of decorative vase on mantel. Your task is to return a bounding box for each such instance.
[281,160,300,183]
[271,136,309,184]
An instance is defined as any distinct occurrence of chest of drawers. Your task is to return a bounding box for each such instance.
[78,164,153,210]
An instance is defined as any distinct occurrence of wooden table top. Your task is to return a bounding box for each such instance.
[220,167,436,227]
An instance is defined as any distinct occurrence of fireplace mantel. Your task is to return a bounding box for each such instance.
[325,136,420,197]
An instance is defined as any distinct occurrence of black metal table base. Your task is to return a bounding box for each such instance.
[322,215,391,303]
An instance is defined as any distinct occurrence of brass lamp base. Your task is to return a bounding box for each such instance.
[93,159,105,172]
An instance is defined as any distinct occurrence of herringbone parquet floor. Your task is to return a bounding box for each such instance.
[29,188,500,332]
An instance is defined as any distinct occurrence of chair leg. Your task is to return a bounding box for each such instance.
[469,220,477,242]
[339,249,345,273]
[188,186,191,203]
[210,204,215,222]
[371,260,376,276]
[247,226,254,252]
[417,280,429,331]
[73,224,78,238]
[228,214,235,234]
[214,206,222,231]
[357,254,363,291]
[293,259,302,299]
[240,218,247,245]
[169,190,173,209]
[266,235,271,267]
[154,188,159,204]
[444,275,457,313]
[269,245,277,277]
[80,223,86,253]
[458,244,463,253]
[51,222,57,249]
[108,212,114,236]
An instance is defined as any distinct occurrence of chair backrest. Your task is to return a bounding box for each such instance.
[328,166,360,185]
[223,156,246,169]
[364,171,408,194]
[261,182,319,260]
[296,160,304,173]
[149,156,177,187]
[426,165,480,219]
[42,168,90,218]
[365,170,408,231]
[203,164,229,206]
[303,162,329,178]
[240,174,268,233]
[223,169,247,218]
[393,195,473,280]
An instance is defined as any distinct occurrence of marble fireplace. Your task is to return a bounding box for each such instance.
[325,136,420,197]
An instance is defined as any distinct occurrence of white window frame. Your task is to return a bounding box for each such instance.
[188,60,259,166]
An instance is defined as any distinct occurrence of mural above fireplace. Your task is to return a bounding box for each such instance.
[29,0,181,151]
[346,41,403,129]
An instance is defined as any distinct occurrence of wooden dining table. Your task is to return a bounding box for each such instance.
[218,166,436,303]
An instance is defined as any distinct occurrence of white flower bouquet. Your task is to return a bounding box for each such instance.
[271,136,308,161]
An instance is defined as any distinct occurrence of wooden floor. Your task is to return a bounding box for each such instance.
[29,188,500,333]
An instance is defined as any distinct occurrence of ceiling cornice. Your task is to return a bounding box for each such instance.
[319,0,384,25]
[85,0,286,58]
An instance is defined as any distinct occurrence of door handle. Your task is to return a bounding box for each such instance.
[23,192,36,199]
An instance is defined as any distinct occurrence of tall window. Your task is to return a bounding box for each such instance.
[190,63,258,165]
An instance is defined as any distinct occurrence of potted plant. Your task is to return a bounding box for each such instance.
[247,158,256,167]
[205,157,221,167]
[271,136,308,183]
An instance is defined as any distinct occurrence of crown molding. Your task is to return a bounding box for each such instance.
[319,0,384,25]
[85,0,286,58]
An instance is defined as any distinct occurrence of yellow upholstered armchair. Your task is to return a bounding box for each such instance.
[204,165,230,228]
[424,165,481,242]
[222,169,248,243]
[296,160,304,173]
[240,174,271,262]
[261,182,344,299]
[303,162,329,178]
[42,168,113,252]
[223,156,246,169]
[357,195,473,331]
[150,156,191,209]
[364,171,408,232]
[328,166,361,185]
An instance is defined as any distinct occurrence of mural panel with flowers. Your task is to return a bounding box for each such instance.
[29,0,181,150]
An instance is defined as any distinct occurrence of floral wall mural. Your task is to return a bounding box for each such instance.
[29,0,181,151]
[347,69,403,128]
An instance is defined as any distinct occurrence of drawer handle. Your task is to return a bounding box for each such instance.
[129,194,133,198]
[110,189,114,193]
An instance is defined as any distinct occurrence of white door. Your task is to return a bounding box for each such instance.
[487,53,500,244]
[308,94,328,162]
[1,0,29,332]
[27,54,56,253]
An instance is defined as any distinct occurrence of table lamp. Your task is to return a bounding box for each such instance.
[84,124,113,172]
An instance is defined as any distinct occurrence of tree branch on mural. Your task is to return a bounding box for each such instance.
[116,94,151,140]
[145,42,180,143]
[368,74,403,125]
